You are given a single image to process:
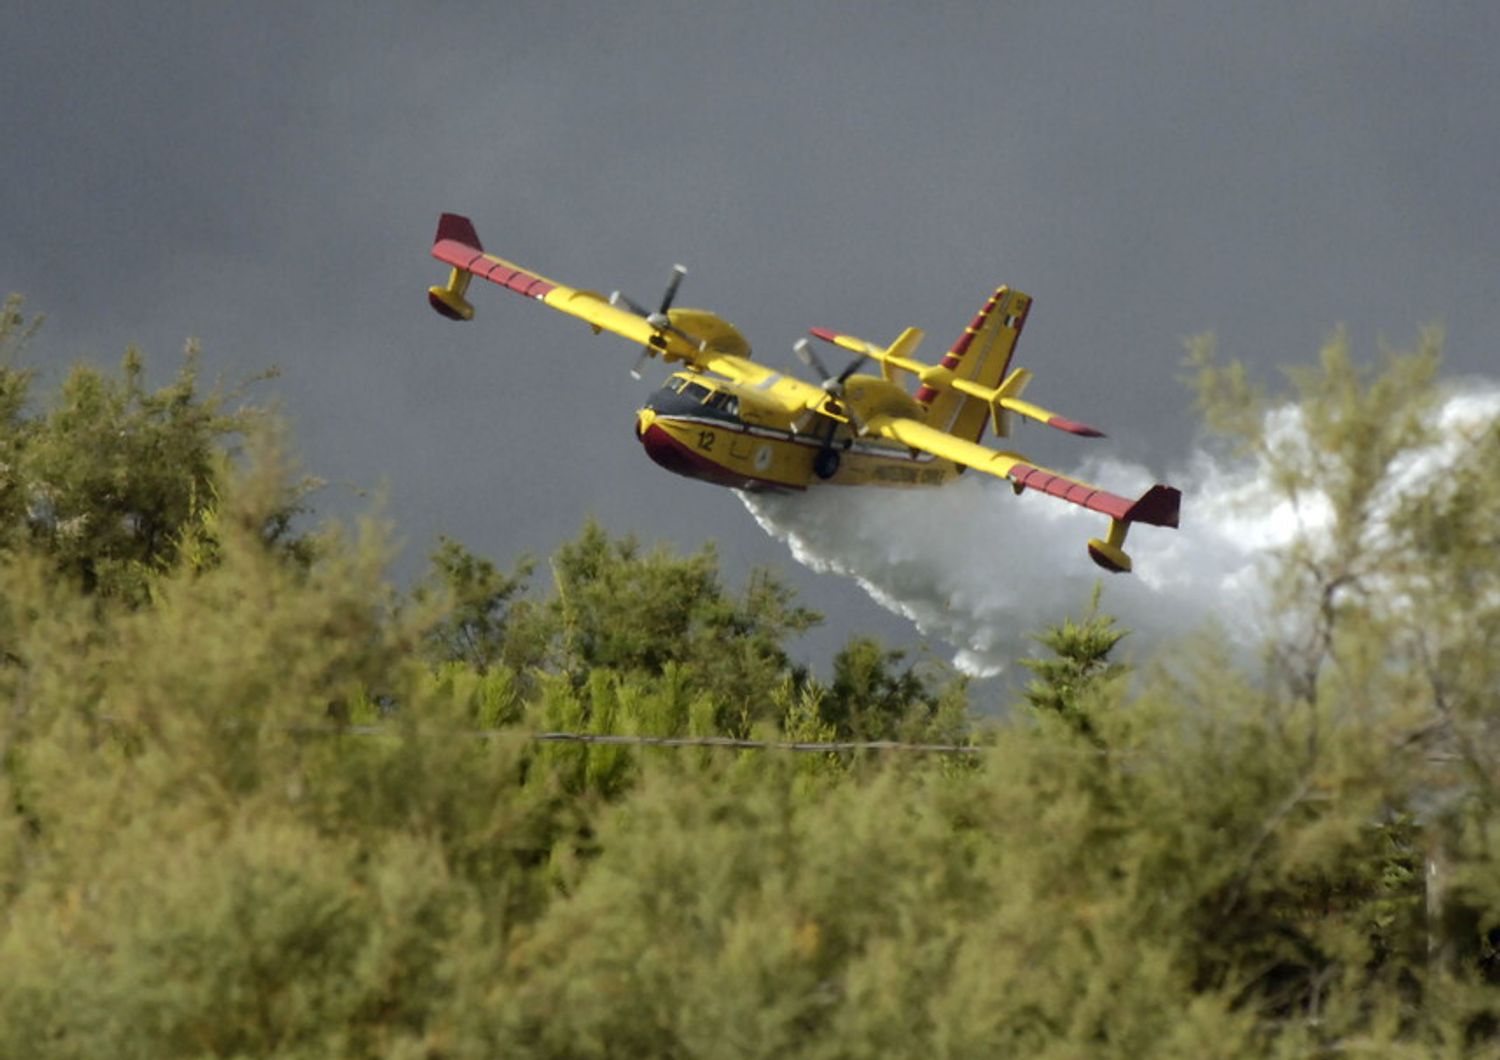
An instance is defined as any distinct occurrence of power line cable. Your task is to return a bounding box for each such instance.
[306,725,983,755]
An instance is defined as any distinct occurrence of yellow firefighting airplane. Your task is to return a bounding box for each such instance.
[427,213,1179,573]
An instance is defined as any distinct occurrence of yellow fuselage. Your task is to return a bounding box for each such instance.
[635,373,960,492]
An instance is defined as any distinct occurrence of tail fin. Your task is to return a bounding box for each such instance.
[435,212,482,251]
[428,213,482,321]
[917,286,1031,440]
[1123,484,1181,529]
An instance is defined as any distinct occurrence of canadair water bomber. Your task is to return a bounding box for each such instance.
[427,213,1180,573]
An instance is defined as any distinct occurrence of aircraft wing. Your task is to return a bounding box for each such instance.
[428,213,713,363]
[429,213,835,418]
[865,411,1179,571]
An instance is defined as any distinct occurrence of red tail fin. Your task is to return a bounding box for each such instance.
[1123,484,1181,528]
[428,213,481,321]
[918,286,1031,441]
[434,212,482,251]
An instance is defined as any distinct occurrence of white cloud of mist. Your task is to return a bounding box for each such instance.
[740,385,1500,677]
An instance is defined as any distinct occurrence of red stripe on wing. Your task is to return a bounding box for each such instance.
[1046,415,1105,438]
[1009,462,1134,521]
[431,240,557,300]
[473,258,557,298]
[432,239,484,271]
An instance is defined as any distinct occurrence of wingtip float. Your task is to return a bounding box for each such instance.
[426,212,1181,574]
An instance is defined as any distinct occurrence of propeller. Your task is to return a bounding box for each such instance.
[611,264,698,379]
[793,338,868,396]
[793,338,869,435]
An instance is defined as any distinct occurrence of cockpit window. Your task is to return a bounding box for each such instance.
[664,378,738,415]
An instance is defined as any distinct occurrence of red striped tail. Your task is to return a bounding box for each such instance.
[918,286,1031,441]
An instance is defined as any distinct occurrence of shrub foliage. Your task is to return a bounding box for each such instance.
[2,305,1497,1056]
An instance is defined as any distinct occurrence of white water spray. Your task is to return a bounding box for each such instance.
[740,387,1499,676]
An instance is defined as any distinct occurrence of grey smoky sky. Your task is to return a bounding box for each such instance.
[4,3,1498,669]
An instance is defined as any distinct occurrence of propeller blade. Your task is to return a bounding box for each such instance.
[610,290,651,317]
[630,348,651,380]
[793,338,833,381]
[659,264,687,314]
[835,352,870,384]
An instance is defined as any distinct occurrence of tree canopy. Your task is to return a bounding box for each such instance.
[2,305,1498,1056]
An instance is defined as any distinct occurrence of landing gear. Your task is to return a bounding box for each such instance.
[813,448,841,480]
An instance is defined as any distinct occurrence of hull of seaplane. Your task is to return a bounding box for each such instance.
[634,407,960,493]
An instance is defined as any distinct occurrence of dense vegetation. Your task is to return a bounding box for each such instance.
[2,295,1497,1056]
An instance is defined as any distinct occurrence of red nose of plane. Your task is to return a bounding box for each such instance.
[633,411,754,488]
[636,415,703,480]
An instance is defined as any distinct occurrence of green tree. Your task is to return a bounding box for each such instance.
[1020,589,1127,743]
[8,300,1500,1055]
[1188,327,1500,1038]
[415,535,535,673]
[547,519,820,732]
[0,441,580,1058]
[0,301,308,604]
[0,295,42,548]
[819,636,959,742]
